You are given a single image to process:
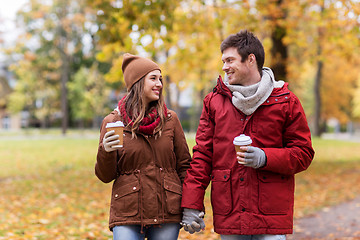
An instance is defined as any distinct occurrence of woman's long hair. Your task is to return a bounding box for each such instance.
[124,77,166,139]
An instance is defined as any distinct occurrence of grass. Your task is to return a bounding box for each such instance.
[0,131,359,239]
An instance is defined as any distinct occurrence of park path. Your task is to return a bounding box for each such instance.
[287,195,360,239]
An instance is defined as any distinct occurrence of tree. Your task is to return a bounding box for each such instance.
[256,0,289,81]
[68,64,110,128]
[9,0,100,133]
[285,0,360,135]
[78,0,360,135]
[87,0,194,117]
[88,0,181,80]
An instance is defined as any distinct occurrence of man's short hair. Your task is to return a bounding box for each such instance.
[220,30,265,75]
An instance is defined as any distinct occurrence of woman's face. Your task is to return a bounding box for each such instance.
[143,69,162,106]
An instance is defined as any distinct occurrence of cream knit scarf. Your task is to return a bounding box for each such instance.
[224,67,284,115]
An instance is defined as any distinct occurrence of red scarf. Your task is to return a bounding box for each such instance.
[118,96,167,135]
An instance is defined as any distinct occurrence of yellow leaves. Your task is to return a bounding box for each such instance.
[32,10,46,19]
[104,56,124,84]
[294,158,360,218]
[1,137,360,239]
[61,18,73,33]
[47,206,65,216]
[96,43,124,62]
[24,51,37,61]
[72,12,86,24]
[0,172,113,239]
[38,218,51,224]
[320,53,358,124]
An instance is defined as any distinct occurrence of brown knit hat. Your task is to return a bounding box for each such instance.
[122,53,161,91]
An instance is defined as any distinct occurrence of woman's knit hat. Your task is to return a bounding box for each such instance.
[122,53,161,91]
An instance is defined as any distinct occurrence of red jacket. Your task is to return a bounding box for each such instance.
[181,76,314,235]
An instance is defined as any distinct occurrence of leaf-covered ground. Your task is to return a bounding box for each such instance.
[0,134,359,239]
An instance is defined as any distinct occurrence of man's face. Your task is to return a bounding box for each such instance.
[221,47,252,86]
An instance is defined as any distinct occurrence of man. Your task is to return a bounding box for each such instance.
[180,30,315,240]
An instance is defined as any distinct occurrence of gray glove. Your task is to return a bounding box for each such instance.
[243,146,266,168]
[102,130,121,152]
[181,208,205,234]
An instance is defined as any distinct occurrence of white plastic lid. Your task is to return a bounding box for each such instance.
[106,121,124,128]
[233,134,252,146]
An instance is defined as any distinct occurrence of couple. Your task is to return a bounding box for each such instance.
[95,30,315,240]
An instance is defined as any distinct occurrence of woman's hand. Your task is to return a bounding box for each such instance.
[102,130,121,152]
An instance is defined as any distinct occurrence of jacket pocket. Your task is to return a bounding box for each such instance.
[164,177,182,214]
[113,180,140,217]
[258,171,293,215]
[211,169,232,215]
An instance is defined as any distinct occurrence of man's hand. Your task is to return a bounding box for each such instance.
[181,208,205,234]
[237,146,266,168]
[102,130,121,152]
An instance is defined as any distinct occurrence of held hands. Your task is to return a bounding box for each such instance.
[102,130,121,152]
[237,146,266,168]
[181,208,205,234]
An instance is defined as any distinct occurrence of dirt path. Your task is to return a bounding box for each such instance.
[287,196,360,239]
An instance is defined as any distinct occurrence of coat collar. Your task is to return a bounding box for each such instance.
[213,75,290,99]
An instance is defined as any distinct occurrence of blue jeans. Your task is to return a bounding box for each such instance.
[221,234,286,240]
[113,223,180,240]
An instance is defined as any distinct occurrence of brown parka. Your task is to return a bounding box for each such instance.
[95,109,191,230]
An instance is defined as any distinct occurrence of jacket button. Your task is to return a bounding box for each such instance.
[242,208,246,211]
[133,187,137,191]
[263,176,267,180]
[154,219,158,222]
[240,177,244,181]
[115,194,118,198]
[224,175,227,179]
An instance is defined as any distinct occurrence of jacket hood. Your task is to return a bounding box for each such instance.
[213,75,232,99]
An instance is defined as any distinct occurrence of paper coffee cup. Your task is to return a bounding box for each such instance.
[106,121,125,147]
[233,134,252,153]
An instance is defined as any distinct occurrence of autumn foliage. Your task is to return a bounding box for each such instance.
[3,0,360,134]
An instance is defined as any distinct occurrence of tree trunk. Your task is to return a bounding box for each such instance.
[270,26,287,81]
[270,0,288,81]
[314,45,323,137]
[56,0,70,135]
[165,75,172,110]
[61,59,69,135]
[313,3,325,137]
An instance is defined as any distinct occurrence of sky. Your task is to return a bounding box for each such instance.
[0,0,29,46]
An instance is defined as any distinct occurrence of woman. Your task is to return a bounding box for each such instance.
[95,53,191,240]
